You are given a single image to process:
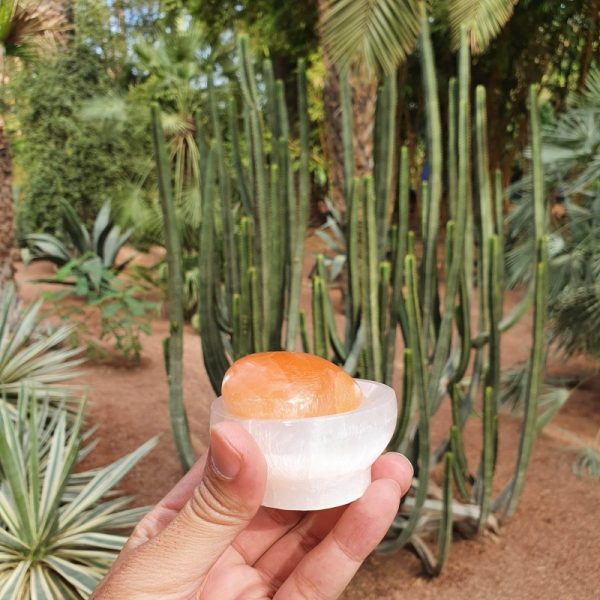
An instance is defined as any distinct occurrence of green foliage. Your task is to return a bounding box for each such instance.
[448,0,519,53]
[8,4,149,236]
[321,0,421,75]
[0,285,84,402]
[0,0,64,60]
[23,197,156,362]
[43,278,157,363]
[185,0,318,61]
[134,255,200,321]
[507,71,600,357]
[25,201,133,289]
[0,390,157,598]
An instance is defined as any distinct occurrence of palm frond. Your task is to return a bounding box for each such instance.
[551,286,600,358]
[448,0,519,54]
[320,0,421,76]
[0,0,67,59]
[498,364,571,435]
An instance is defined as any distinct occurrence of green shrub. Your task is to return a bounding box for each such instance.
[10,41,149,237]
[44,281,157,363]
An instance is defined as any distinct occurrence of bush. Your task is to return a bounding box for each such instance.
[9,41,149,237]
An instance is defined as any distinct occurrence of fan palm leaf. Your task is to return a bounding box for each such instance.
[448,0,519,54]
[320,0,421,75]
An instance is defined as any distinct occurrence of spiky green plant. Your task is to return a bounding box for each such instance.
[0,389,157,598]
[25,200,133,285]
[154,18,550,575]
[0,285,83,401]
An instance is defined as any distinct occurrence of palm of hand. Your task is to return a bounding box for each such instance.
[92,424,412,600]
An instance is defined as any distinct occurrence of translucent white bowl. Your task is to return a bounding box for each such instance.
[210,379,397,510]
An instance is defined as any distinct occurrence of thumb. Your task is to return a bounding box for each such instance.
[120,422,267,593]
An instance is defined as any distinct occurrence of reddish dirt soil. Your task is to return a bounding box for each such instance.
[15,241,600,600]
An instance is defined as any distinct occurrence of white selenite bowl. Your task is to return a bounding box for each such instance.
[209,379,397,510]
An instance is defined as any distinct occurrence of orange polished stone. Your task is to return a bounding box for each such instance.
[221,352,363,419]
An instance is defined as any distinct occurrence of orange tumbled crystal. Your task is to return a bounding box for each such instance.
[221,352,363,419]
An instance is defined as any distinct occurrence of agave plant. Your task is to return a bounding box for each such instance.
[0,390,157,598]
[0,285,83,400]
[25,200,133,276]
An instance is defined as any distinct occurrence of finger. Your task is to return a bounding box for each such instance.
[107,422,267,595]
[254,452,412,586]
[274,478,402,599]
[229,506,304,565]
[253,506,346,587]
[123,454,209,553]
[371,451,414,488]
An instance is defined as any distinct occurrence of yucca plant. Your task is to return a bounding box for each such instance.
[0,389,157,598]
[0,285,83,401]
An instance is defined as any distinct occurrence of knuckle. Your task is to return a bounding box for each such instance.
[331,528,364,564]
[186,478,245,527]
[295,527,324,556]
[293,567,330,600]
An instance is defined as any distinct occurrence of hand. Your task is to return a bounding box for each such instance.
[92,422,413,599]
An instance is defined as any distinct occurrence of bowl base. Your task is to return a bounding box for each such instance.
[261,467,371,511]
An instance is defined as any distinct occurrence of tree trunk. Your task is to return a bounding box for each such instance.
[577,0,599,90]
[320,54,346,215]
[348,60,378,178]
[0,125,16,291]
[318,0,378,218]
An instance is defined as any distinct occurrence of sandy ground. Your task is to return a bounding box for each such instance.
[15,243,600,599]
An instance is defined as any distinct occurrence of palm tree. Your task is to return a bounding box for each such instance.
[318,0,520,214]
[0,0,65,291]
[506,69,600,358]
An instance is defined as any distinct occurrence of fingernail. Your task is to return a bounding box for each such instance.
[210,424,242,480]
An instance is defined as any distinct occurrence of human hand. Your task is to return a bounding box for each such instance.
[92,422,413,599]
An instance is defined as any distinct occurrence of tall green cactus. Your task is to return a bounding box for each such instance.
[153,20,549,574]
[151,106,195,472]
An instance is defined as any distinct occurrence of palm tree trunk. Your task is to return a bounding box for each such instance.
[0,124,16,290]
[320,52,346,215]
[347,60,378,178]
[318,0,378,219]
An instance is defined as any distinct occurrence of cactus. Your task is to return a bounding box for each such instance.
[151,106,195,471]
[152,17,549,574]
